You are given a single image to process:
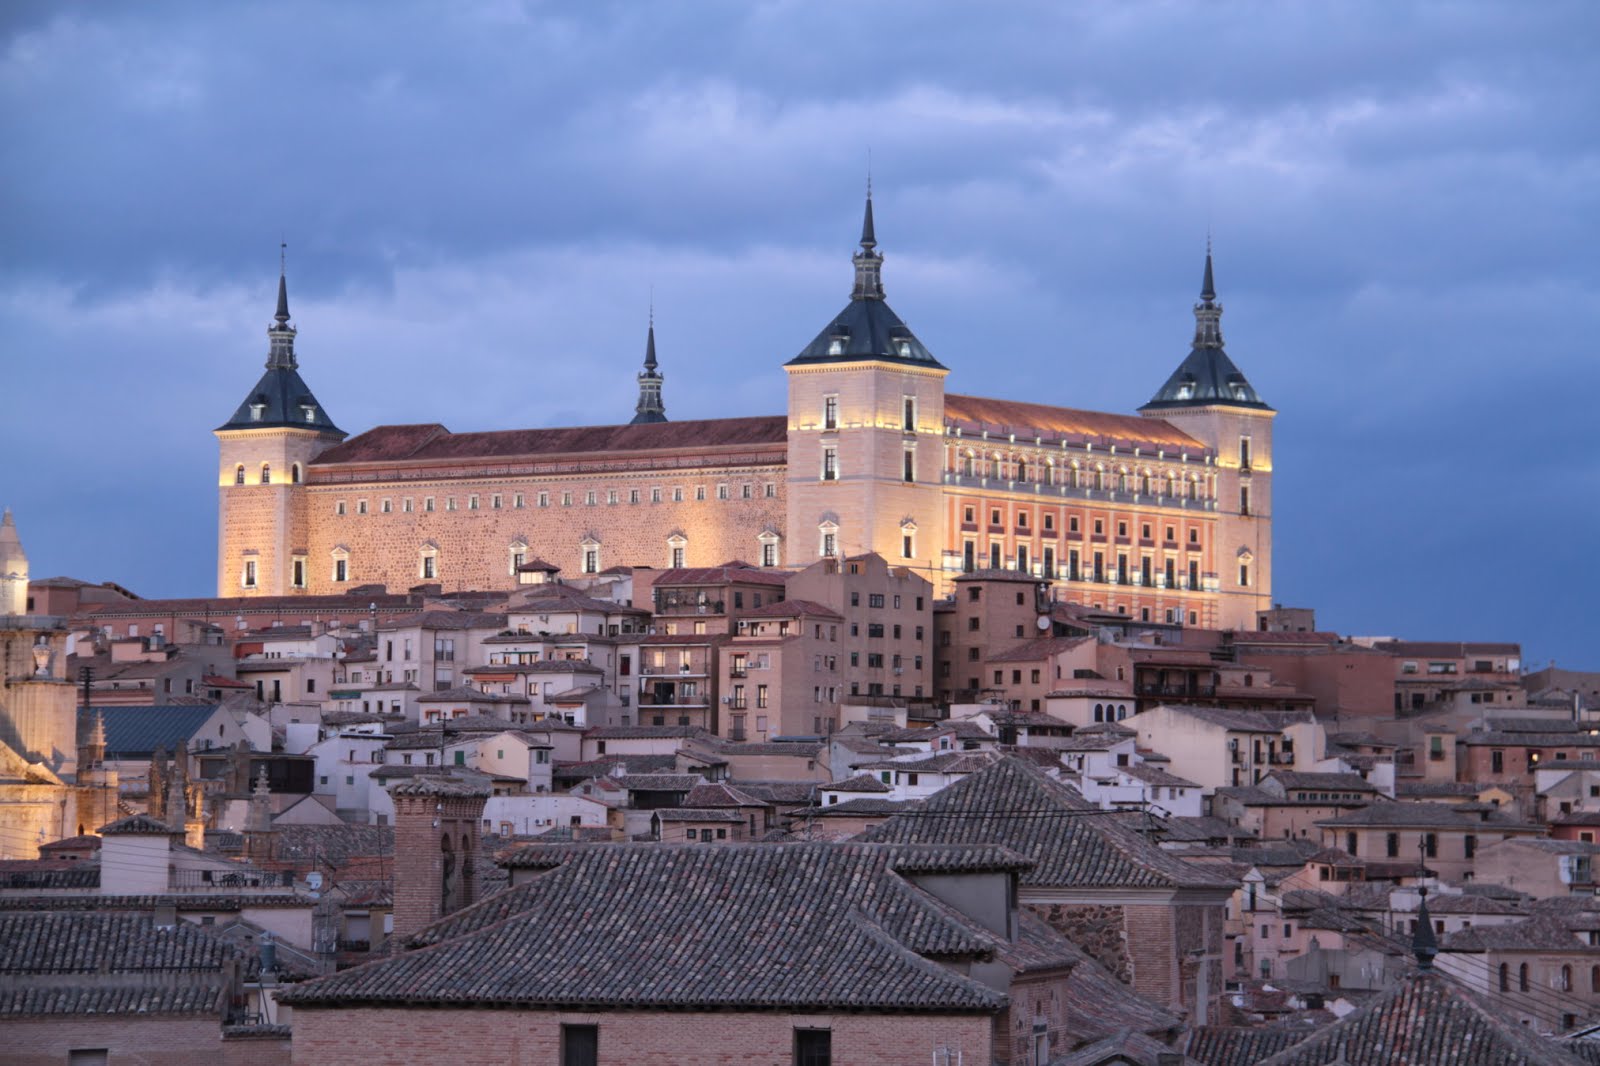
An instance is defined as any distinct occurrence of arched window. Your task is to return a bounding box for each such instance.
[1562,965,1573,992]
[1093,703,1104,722]
[234,464,246,485]
[260,463,271,485]
[1519,963,1529,992]
[291,462,302,484]
[1016,459,1028,483]
[1499,964,1509,992]
[1117,705,1128,720]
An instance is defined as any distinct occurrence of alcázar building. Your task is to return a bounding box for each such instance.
[216,198,1274,630]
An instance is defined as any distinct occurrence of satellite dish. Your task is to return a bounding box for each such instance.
[306,872,323,889]
[1036,615,1051,632]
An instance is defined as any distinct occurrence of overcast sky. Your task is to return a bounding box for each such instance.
[3,1,1595,668]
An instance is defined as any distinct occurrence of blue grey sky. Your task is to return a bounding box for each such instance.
[3,1,1596,668]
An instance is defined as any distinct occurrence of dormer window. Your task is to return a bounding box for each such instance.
[301,404,318,422]
[827,338,844,356]
[249,403,267,421]
[897,341,912,358]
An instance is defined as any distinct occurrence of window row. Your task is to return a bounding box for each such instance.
[957,542,1209,588]
[951,451,1214,497]
[233,462,302,485]
[332,483,779,516]
[959,505,1207,545]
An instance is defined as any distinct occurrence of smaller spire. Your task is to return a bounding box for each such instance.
[1413,886,1438,972]
[861,174,877,251]
[644,300,658,371]
[275,242,290,326]
[1200,235,1216,303]
[266,245,298,371]
[630,304,667,424]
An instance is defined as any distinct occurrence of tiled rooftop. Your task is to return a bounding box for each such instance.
[280,842,1044,1012]
[864,756,1234,891]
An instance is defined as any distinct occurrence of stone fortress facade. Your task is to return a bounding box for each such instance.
[216,199,1274,630]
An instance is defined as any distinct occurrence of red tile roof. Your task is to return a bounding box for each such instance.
[944,393,1205,451]
[312,416,787,467]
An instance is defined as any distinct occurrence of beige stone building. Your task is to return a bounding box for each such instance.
[217,198,1275,630]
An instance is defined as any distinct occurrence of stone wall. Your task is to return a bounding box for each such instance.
[1029,902,1131,983]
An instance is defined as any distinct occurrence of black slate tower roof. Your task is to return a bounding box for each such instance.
[217,253,343,434]
[787,194,945,369]
[1141,248,1271,412]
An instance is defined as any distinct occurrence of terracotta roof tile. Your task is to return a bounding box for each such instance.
[313,417,787,466]
[943,393,1204,451]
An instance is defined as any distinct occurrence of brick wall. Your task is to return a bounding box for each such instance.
[5,1016,226,1065]
[391,789,488,943]
[292,1006,994,1065]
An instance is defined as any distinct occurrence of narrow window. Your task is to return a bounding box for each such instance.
[561,1024,598,1066]
[234,464,246,485]
[902,396,916,431]
[260,463,271,485]
[823,395,838,430]
[822,446,838,481]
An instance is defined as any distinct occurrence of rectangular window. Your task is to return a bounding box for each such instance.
[469,494,480,510]
[741,483,752,499]
[586,491,597,505]
[903,448,915,482]
[822,447,838,481]
[823,395,839,430]
[583,547,600,574]
[764,482,776,498]
[336,500,347,515]
[607,490,619,504]
[903,396,916,431]
[357,499,368,515]
[380,498,392,513]
[445,497,456,511]
[651,487,661,503]
[424,496,435,512]
[1239,435,1252,469]
[333,558,348,582]
[1239,563,1251,587]
[561,1024,599,1066]
[538,492,549,507]
[402,497,414,513]
[1240,485,1251,516]
[421,556,436,579]
[695,486,706,501]
[291,557,306,588]
[902,534,914,559]
[793,1029,831,1066]
[562,491,572,506]
[717,484,729,500]
[242,560,257,588]
[514,493,524,508]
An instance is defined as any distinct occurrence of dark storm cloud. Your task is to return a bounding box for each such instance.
[2,0,1596,665]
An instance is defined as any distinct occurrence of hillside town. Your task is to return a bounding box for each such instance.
[4,499,1599,1063]
[0,172,1594,1065]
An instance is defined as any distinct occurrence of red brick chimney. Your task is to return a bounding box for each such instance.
[390,777,490,945]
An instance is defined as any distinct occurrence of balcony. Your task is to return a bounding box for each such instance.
[170,868,294,892]
[654,596,726,616]
[1136,683,1217,699]
[641,663,706,677]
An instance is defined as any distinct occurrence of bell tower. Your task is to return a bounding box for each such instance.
[784,192,948,582]
[1141,247,1275,629]
[215,248,346,596]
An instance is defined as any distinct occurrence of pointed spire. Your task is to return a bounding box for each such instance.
[266,244,298,371]
[1413,886,1438,971]
[630,303,668,424]
[860,169,877,251]
[643,301,658,371]
[275,243,291,325]
[851,184,885,301]
[1192,241,1223,349]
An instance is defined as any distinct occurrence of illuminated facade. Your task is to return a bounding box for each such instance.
[217,200,1274,629]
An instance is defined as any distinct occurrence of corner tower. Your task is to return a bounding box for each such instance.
[785,193,949,580]
[1140,248,1275,629]
[215,251,346,596]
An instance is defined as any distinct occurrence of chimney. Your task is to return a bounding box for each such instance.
[389,777,490,944]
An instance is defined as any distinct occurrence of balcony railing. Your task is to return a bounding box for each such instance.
[170,868,293,892]
[1136,683,1218,698]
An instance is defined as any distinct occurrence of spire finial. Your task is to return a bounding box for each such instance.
[643,299,658,371]
[860,164,877,252]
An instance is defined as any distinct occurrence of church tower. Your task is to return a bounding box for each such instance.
[1140,248,1275,629]
[215,251,346,596]
[785,193,949,580]
[629,311,667,424]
